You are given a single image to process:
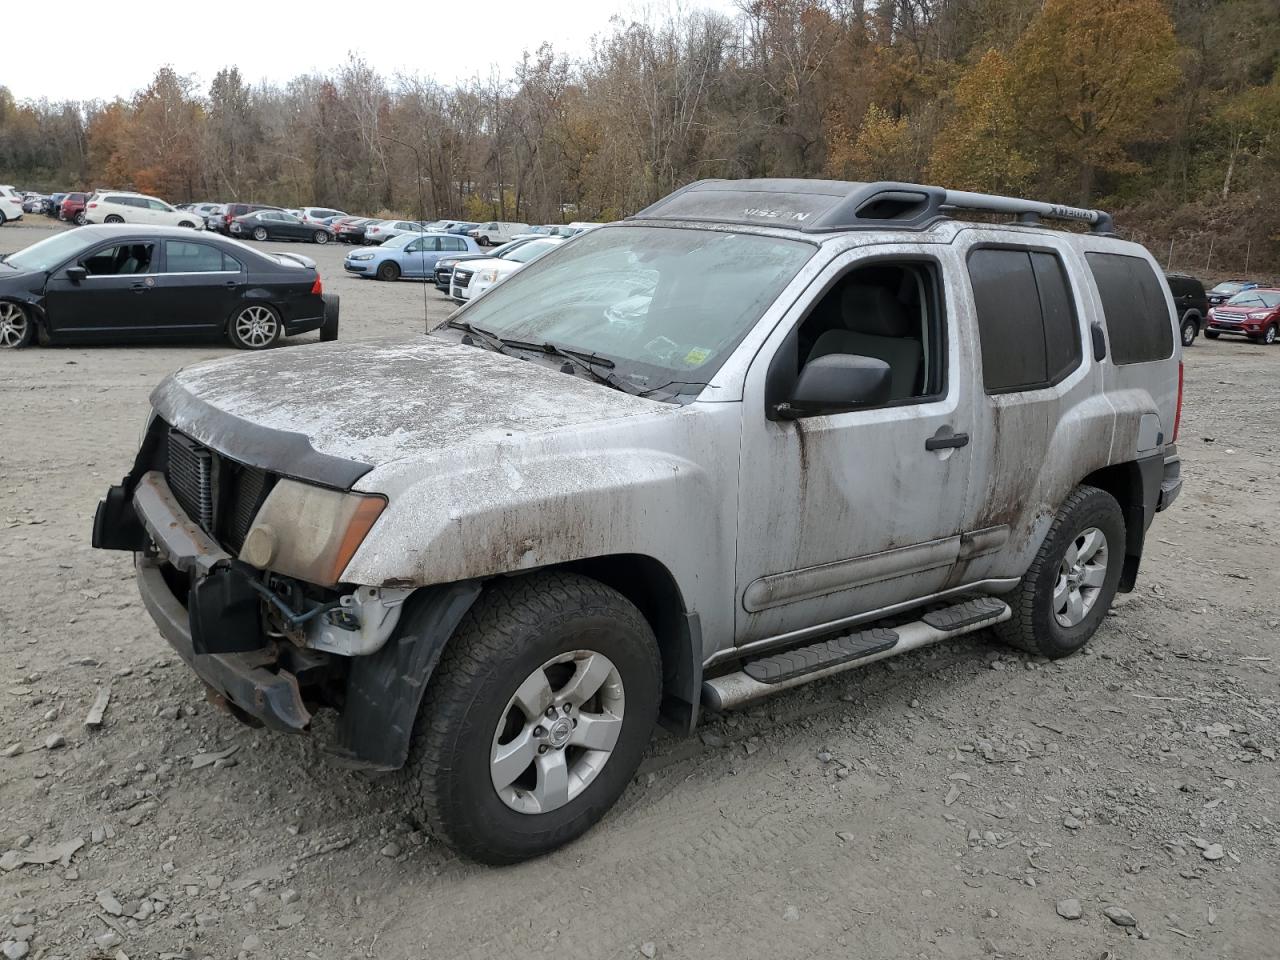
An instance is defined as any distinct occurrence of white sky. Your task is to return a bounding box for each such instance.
[6,0,742,103]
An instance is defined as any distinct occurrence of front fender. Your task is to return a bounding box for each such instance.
[342,448,724,592]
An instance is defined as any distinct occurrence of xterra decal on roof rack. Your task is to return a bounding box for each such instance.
[631,179,1115,236]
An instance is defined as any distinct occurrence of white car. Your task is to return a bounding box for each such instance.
[0,185,25,225]
[301,207,346,230]
[467,221,531,246]
[83,192,205,229]
[450,236,564,301]
[364,219,426,244]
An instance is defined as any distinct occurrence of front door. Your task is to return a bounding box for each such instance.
[734,244,977,646]
[402,236,441,277]
[43,241,159,338]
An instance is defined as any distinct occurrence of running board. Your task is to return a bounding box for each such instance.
[702,597,1010,711]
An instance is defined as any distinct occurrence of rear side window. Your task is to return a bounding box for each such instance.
[1086,252,1174,364]
[165,240,237,273]
[968,248,1082,393]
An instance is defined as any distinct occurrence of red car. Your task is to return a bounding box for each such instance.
[59,192,88,225]
[1206,287,1280,345]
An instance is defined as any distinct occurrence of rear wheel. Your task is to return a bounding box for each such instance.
[0,301,35,348]
[996,485,1125,659]
[405,572,661,864]
[227,303,282,350]
[178,220,196,229]
[313,230,329,245]
[74,212,87,226]
[104,214,123,224]
[376,261,400,282]
[252,226,268,242]
[1180,316,1198,346]
[319,295,339,342]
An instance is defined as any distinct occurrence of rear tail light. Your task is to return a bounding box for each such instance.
[311,276,323,296]
[1172,360,1182,442]
[87,202,97,208]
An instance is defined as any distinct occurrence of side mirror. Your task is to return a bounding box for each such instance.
[774,354,893,419]
[66,265,87,284]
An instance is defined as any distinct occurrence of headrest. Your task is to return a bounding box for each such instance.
[840,284,912,338]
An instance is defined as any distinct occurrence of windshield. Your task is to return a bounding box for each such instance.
[453,224,814,396]
[1226,290,1280,308]
[4,230,94,272]
[503,239,560,263]
[384,234,416,249]
[1210,282,1245,295]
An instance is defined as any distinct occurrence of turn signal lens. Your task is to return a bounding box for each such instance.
[310,276,323,295]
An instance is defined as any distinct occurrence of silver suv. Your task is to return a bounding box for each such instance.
[94,179,1183,863]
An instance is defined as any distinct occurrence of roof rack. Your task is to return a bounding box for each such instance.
[630,179,1115,235]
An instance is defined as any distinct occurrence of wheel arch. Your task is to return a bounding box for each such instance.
[1078,457,1161,592]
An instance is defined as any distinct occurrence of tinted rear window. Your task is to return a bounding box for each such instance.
[968,248,1082,393]
[1086,252,1174,364]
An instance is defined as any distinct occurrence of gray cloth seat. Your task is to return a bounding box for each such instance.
[806,284,921,401]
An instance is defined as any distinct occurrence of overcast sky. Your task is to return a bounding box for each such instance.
[6,0,742,103]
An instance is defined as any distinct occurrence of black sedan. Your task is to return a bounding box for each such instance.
[230,210,332,245]
[0,225,338,350]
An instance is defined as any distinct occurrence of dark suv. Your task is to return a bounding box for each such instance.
[1165,273,1209,346]
[217,203,282,235]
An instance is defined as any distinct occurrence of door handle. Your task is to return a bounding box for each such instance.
[130,282,149,293]
[925,427,969,451]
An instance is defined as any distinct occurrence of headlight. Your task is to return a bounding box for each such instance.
[438,260,456,270]
[350,252,374,261]
[1248,311,1271,320]
[478,269,500,282]
[239,479,386,586]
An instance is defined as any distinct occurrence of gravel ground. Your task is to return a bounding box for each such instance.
[1,219,1277,960]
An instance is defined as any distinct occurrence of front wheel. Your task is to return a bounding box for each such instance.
[995,485,1125,659]
[0,301,35,348]
[313,230,329,244]
[252,226,269,242]
[104,214,124,224]
[1256,325,1278,345]
[405,572,661,864]
[376,261,400,282]
[1180,317,1198,347]
[227,303,282,350]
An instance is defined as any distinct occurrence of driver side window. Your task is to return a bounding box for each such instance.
[785,260,945,406]
[82,243,156,276]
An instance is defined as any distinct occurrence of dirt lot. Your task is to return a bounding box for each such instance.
[1,218,1277,960]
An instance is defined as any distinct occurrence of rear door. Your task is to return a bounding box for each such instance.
[43,241,161,337]
[148,239,244,331]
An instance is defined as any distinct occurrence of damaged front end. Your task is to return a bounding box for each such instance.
[92,412,447,765]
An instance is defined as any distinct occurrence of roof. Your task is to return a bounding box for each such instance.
[630,178,1115,236]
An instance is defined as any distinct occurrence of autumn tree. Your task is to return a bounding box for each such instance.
[928,49,1034,193]
[1010,0,1180,203]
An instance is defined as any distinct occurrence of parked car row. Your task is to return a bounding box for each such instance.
[1164,272,1280,346]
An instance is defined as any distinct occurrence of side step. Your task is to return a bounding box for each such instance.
[702,597,1010,711]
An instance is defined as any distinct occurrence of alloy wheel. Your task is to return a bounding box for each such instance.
[233,305,279,348]
[0,302,29,347]
[252,227,268,241]
[1053,527,1109,628]
[490,650,625,815]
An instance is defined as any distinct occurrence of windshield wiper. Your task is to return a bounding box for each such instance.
[445,319,510,356]
[533,341,651,396]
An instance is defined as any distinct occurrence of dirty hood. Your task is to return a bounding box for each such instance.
[151,337,670,488]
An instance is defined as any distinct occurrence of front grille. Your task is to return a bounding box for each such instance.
[453,268,473,286]
[167,431,214,529]
[225,464,270,552]
[165,428,276,552]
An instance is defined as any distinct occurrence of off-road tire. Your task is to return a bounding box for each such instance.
[1204,329,1220,339]
[376,261,400,282]
[404,571,661,864]
[995,484,1125,659]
